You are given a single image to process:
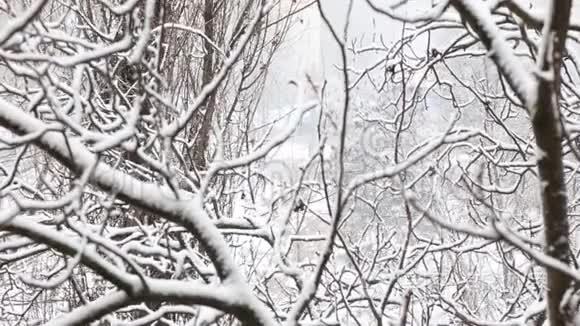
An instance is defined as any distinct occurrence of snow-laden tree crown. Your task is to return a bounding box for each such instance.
[0,0,580,325]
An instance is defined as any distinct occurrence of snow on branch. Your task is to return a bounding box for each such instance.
[44,280,252,326]
[365,0,450,23]
[493,0,580,32]
[0,0,48,47]
[152,23,226,58]
[0,98,276,326]
[451,0,537,110]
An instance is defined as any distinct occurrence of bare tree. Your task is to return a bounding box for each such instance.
[2,0,580,325]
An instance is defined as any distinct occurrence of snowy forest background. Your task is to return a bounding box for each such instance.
[0,0,579,325]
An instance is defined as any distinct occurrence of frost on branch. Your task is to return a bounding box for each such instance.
[1,0,580,325]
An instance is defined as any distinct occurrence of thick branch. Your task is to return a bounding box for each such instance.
[44,280,251,326]
[0,98,275,326]
[451,0,536,109]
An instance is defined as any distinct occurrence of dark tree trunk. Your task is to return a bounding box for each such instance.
[532,2,573,324]
[191,0,217,170]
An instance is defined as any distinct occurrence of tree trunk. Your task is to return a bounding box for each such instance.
[191,0,217,170]
[532,2,573,324]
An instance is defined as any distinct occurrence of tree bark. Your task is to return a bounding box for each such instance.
[532,2,573,325]
[191,0,217,170]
